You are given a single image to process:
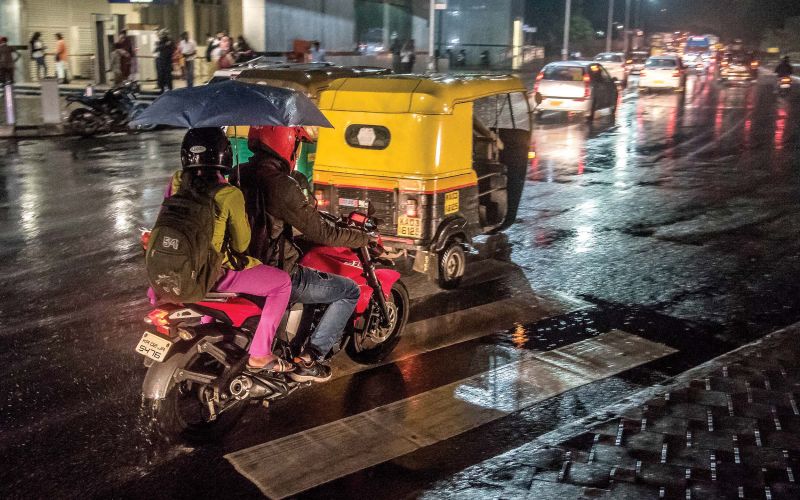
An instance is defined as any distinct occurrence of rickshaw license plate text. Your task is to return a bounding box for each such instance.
[136,332,172,362]
[445,191,459,214]
[397,216,422,238]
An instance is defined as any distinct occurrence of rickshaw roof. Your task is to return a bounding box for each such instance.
[234,66,390,98]
[320,74,528,114]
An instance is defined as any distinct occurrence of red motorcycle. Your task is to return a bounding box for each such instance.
[137,210,409,441]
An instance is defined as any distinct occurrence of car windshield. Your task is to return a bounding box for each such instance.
[646,58,677,68]
[595,54,623,63]
[630,54,648,63]
[543,66,584,81]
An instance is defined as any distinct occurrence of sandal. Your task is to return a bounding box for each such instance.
[246,357,295,374]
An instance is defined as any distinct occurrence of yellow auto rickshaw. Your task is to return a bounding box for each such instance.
[314,75,533,288]
[224,63,391,179]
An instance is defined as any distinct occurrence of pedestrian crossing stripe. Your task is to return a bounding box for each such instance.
[225,330,676,499]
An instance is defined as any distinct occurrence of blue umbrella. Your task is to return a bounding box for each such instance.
[129,79,332,128]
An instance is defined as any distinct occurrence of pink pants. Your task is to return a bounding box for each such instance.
[214,265,292,357]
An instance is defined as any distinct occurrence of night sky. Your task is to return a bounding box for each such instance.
[526,0,800,42]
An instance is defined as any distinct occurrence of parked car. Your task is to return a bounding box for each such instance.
[533,61,619,122]
[593,52,628,85]
[626,51,649,75]
[638,55,686,92]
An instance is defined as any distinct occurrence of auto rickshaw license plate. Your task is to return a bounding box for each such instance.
[397,215,422,238]
[136,331,172,363]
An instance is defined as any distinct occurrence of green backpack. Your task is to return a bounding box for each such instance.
[146,184,224,303]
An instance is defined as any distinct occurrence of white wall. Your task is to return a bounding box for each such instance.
[243,0,266,51]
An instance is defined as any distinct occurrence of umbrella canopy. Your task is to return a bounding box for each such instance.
[129,80,332,128]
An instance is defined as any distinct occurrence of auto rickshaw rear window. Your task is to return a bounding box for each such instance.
[345,125,391,150]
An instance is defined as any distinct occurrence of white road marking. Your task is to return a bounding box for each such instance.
[226,330,676,499]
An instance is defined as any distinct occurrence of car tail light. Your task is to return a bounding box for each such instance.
[314,188,330,209]
[533,71,544,93]
[639,69,646,78]
[145,308,171,335]
[405,198,418,218]
[672,69,681,77]
[583,73,591,99]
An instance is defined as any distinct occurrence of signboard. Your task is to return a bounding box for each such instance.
[434,2,447,10]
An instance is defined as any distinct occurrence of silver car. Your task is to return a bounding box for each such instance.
[533,61,619,122]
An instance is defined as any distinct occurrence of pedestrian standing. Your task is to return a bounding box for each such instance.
[154,29,175,93]
[54,33,69,83]
[390,36,401,73]
[109,42,126,86]
[178,31,197,88]
[29,32,47,80]
[309,40,326,63]
[0,37,20,85]
[117,30,134,81]
[400,40,415,73]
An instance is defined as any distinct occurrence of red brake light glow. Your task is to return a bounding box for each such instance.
[534,71,544,93]
[583,73,591,99]
[145,309,171,335]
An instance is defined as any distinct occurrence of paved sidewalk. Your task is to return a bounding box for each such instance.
[423,324,800,499]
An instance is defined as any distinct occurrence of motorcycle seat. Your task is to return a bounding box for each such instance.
[192,294,264,328]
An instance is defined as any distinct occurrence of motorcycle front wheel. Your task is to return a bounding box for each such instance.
[67,108,102,137]
[347,280,410,364]
[144,338,247,443]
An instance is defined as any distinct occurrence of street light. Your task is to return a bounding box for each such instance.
[562,0,572,61]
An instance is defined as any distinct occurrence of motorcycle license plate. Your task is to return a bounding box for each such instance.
[397,215,422,238]
[136,331,173,363]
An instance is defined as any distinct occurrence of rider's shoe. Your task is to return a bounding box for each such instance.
[289,357,332,383]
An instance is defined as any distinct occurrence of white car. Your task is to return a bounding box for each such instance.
[639,55,687,92]
[593,52,628,85]
[681,53,706,73]
[533,61,619,121]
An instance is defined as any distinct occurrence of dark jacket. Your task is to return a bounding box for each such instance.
[233,152,370,273]
[776,61,793,78]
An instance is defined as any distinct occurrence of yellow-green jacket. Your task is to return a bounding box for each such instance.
[170,170,260,270]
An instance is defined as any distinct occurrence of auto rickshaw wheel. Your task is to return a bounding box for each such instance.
[438,241,466,289]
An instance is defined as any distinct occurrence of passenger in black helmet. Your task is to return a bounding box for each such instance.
[159,127,294,373]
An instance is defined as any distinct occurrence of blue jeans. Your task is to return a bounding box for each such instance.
[290,266,360,359]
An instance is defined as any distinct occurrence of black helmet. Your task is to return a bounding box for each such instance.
[180,127,233,171]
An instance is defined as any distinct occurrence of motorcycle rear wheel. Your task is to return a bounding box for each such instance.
[145,339,247,443]
[347,280,410,364]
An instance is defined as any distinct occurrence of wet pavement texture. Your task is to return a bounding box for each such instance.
[0,71,799,498]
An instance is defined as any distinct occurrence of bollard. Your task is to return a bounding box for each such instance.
[40,78,61,124]
[0,82,16,137]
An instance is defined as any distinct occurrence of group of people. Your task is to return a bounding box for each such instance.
[206,31,254,71]
[156,126,369,381]
[0,32,68,85]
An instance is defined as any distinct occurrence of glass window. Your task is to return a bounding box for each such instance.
[645,58,678,68]
[473,94,514,130]
[543,65,584,82]
[345,125,391,149]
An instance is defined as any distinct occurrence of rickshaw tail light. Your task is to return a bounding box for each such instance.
[405,198,418,218]
[315,189,330,209]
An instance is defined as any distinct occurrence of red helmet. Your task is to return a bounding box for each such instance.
[248,126,312,168]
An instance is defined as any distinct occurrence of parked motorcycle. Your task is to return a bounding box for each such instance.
[778,76,792,97]
[66,81,155,136]
[137,210,409,442]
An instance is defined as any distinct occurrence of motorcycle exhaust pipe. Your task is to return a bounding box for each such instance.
[229,375,272,400]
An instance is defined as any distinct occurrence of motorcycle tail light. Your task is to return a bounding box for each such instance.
[750,61,759,69]
[405,198,418,218]
[145,308,171,335]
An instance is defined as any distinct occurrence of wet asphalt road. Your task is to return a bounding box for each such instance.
[0,71,799,499]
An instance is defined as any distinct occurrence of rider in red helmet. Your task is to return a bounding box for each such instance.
[231,125,370,383]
